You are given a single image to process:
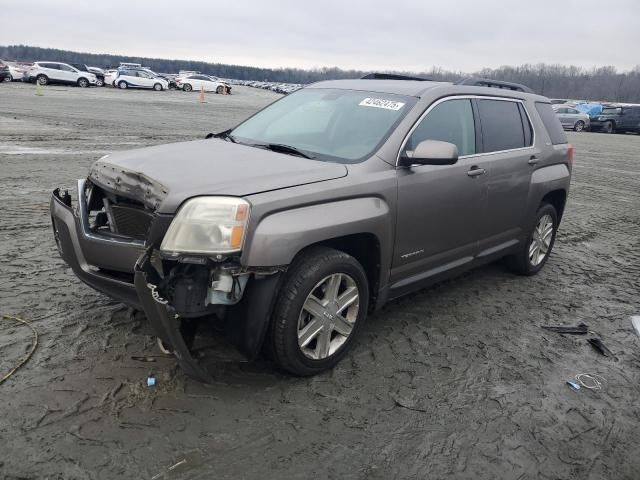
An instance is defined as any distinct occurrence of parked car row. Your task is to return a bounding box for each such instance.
[552,98,640,134]
[0,59,233,94]
[231,79,303,95]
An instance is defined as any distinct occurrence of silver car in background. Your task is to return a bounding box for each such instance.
[553,105,590,132]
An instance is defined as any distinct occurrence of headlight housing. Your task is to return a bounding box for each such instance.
[160,197,250,256]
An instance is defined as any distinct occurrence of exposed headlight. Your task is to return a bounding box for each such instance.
[160,197,250,256]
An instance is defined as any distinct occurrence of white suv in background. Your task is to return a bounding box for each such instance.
[25,62,97,87]
[114,68,169,91]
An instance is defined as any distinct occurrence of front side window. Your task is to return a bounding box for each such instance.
[405,99,476,156]
[232,88,415,163]
[477,99,527,152]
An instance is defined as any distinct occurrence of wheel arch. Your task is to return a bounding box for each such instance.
[293,233,381,311]
[541,189,567,222]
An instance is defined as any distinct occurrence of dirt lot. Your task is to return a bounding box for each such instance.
[1,82,639,480]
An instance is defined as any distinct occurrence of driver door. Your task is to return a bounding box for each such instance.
[391,98,486,291]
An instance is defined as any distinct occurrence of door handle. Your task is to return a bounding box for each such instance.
[467,166,486,177]
[528,155,539,165]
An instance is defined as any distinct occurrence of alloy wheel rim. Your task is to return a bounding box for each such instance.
[297,273,360,360]
[529,214,554,266]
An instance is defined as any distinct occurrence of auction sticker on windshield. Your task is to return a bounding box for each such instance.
[359,98,405,111]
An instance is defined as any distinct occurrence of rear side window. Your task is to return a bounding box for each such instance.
[477,99,526,152]
[406,99,476,156]
[535,102,568,145]
[518,103,533,147]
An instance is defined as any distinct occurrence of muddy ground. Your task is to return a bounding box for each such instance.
[0,82,639,480]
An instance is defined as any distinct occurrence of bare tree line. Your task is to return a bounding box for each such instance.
[3,45,639,103]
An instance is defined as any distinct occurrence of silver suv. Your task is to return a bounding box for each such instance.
[50,75,573,380]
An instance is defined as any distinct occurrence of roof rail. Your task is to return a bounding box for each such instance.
[361,72,431,81]
[456,77,534,94]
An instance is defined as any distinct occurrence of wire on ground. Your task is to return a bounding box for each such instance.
[0,314,39,385]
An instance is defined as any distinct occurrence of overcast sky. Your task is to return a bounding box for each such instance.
[1,0,639,72]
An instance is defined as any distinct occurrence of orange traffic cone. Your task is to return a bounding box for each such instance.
[199,85,206,103]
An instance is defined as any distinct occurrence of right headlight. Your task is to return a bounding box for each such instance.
[160,196,250,256]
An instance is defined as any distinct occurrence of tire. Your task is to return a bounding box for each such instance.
[183,83,192,92]
[4,75,11,82]
[267,246,369,376]
[216,85,224,94]
[574,120,585,132]
[507,203,558,276]
[153,83,163,91]
[36,74,48,86]
[77,77,89,88]
[118,81,128,89]
[603,121,615,134]
[96,77,104,87]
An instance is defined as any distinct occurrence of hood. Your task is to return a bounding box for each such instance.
[88,139,347,213]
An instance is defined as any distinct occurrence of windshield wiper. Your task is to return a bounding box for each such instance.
[205,129,237,143]
[253,143,315,159]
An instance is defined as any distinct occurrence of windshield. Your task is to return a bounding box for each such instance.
[602,107,622,115]
[231,88,415,163]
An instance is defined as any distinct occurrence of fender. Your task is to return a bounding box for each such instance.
[526,163,571,220]
[242,197,393,269]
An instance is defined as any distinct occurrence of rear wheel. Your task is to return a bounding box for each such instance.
[36,74,48,86]
[153,83,163,91]
[183,83,192,92]
[508,203,558,276]
[268,247,369,376]
[603,120,615,133]
[574,120,585,132]
[77,77,89,88]
[118,81,128,89]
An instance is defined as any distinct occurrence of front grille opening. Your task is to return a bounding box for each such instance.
[86,182,154,241]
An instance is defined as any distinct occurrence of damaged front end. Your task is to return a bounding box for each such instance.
[134,248,282,382]
[51,173,283,383]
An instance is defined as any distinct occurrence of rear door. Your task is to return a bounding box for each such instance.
[43,63,63,81]
[473,98,537,256]
[393,98,486,288]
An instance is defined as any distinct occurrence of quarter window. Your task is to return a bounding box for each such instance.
[477,99,527,152]
[406,99,476,156]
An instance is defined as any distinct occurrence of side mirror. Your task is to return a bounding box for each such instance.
[400,140,459,166]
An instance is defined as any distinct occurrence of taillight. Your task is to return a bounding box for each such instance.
[567,144,574,165]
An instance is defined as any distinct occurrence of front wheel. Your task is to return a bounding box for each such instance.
[603,121,615,133]
[153,83,163,91]
[118,81,128,89]
[216,85,224,94]
[77,77,89,88]
[36,74,48,86]
[4,75,11,82]
[574,120,585,132]
[508,203,558,276]
[183,83,192,92]
[267,247,369,376]
[95,77,104,87]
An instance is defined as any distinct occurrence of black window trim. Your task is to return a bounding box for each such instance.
[395,95,536,166]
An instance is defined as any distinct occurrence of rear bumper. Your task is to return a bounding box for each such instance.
[50,183,145,309]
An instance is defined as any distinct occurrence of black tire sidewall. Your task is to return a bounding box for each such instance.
[575,121,584,132]
[183,84,192,92]
[37,75,48,85]
[524,204,558,274]
[78,78,88,88]
[273,250,369,375]
[153,83,162,91]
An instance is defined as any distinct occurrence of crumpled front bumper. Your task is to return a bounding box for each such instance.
[51,183,282,383]
[50,185,145,309]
